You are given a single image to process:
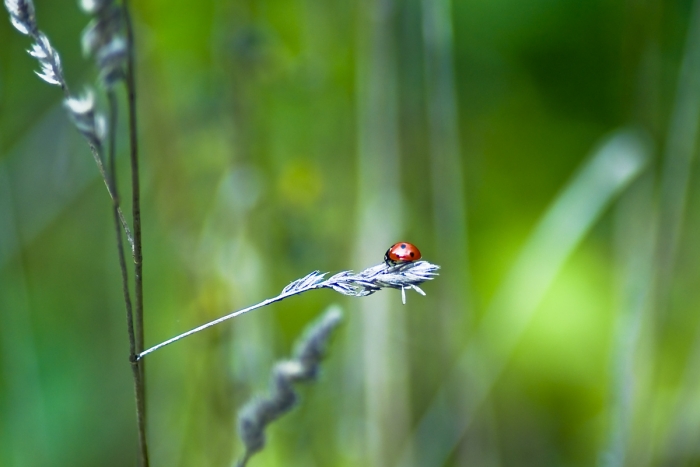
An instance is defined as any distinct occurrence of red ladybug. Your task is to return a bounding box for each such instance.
[384,242,422,263]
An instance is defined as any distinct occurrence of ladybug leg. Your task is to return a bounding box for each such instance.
[401,286,406,305]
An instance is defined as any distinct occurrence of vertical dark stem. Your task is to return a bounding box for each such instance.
[122,1,149,466]
[106,91,135,371]
[122,0,144,356]
[107,90,149,467]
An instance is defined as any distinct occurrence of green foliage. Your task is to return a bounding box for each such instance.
[1,0,699,466]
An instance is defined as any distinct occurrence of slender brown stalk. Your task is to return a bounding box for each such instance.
[89,139,134,249]
[105,90,146,467]
[122,0,143,350]
[130,357,148,467]
[5,1,146,463]
[122,0,143,356]
[106,91,134,360]
[106,90,147,467]
[121,3,148,465]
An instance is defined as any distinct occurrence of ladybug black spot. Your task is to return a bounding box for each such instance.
[410,252,415,257]
[401,244,406,248]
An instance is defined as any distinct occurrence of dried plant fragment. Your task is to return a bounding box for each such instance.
[64,90,106,148]
[95,36,127,86]
[80,0,112,15]
[138,260,440,359]
[5,0,36,35]
[81,2,126,88]
[81,3,122,56]
[28,33,64,86]
[280,261,439,300]
[236,308,343,467]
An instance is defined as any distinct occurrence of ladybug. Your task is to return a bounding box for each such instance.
[384,242,422,264]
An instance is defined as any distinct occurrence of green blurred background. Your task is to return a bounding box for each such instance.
[2,0,700,465]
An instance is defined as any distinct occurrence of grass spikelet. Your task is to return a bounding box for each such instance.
[5,0,36,35]
[236,307,343,467]
[137,259,440,360]
[64,89,106,149]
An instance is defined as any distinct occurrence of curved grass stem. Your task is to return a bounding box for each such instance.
[138,260,439,360]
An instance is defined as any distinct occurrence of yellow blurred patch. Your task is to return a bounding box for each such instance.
[278,162,323,208]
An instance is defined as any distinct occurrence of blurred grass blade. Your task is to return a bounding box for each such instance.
[600,173,656,467]
[397,129,651,467]
[645,0,700,459]
[0,105,95,271]
[353,0,412,464]
[655,0,700,308]
[422,0,471,318]
[0,167,50,465]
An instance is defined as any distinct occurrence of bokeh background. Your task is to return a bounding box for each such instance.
[2,0,700,466]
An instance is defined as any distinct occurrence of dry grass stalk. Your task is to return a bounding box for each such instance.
[137,260,440,360]
[4,0,134,249]
[236,307,343,467]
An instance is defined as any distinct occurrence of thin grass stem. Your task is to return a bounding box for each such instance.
[139,289,317,360]
[122,0,143,354]
[138,260,439,360]
[106,89,148,467]
[120,2,148,465]
[88,138,134,249]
